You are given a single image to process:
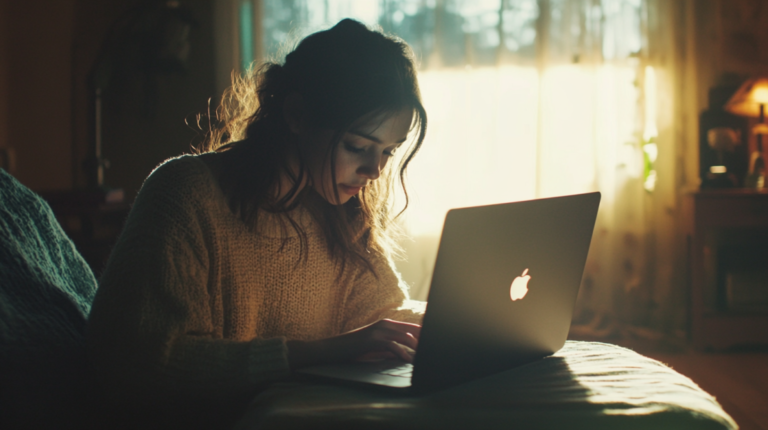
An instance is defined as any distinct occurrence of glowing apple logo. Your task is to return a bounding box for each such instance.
[510,268,531,301]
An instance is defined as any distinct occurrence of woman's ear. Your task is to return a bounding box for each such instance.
[283,93,305,134]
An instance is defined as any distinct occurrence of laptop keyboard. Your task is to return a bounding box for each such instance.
[375,364,413,378]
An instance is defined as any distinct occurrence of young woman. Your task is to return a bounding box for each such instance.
[86,18,427,423]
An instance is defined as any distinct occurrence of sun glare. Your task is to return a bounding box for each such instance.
[402,66,539,237]
[394,63,639,299]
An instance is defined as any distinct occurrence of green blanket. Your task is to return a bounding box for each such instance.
[0,169,98,429]
[236,341,737,430]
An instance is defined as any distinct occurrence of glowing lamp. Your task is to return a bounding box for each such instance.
[725,78,768,117]
[725,78,768,188]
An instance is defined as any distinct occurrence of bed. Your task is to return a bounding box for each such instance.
[235,341,737,430]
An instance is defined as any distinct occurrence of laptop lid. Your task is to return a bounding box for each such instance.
[411,192,601,392]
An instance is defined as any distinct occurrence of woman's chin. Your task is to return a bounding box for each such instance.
[315,190,352,206]
[334,195,353,205]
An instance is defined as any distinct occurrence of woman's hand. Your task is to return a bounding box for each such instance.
[287,319,421,369]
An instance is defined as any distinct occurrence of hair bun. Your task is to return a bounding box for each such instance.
[330,18,368,35]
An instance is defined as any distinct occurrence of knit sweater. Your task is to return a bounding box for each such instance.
[86,154,424,404]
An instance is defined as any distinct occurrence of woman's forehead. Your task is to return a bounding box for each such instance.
[350,109,413,138]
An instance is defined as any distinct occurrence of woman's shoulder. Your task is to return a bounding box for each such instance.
[135,154,222,211]
[146,153,210,183]
[143,153,220,190]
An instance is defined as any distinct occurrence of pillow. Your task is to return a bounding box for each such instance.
[0,169,99,429]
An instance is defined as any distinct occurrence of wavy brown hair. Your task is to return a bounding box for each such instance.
[196,19,427,274]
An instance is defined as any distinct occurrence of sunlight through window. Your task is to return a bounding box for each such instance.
[239,0,254,71]
[253,0,645,300]
[643,65,658,193]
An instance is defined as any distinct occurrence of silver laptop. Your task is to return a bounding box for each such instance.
[298,192,601,393]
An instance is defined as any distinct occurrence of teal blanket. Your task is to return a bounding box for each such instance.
[0,169,98,428]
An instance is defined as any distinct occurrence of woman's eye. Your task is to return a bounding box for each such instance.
[343,142,365,154]
[384,148,397,157]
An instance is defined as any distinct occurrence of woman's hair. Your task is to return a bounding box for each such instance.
[197,19,427,274]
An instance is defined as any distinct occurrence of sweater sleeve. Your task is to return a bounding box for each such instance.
[340,249,425,333]
[87,157,290,404]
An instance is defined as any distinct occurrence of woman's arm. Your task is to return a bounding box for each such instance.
[283,250,426,368]
[87,157,290,405]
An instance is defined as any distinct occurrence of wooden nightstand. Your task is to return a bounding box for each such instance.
[683,189,768,350]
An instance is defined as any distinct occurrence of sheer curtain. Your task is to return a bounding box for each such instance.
[244,0,699,334]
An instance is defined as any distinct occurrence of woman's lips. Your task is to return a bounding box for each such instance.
[339,184,363,195]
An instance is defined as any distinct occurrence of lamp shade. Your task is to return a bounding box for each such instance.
[725,78,768,117]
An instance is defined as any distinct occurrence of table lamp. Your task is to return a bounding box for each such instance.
[724,78,768,188]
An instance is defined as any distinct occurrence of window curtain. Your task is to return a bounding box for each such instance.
[248,0,699,335]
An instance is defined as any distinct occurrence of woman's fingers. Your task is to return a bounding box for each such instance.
[378,319,421,339]
[368,322,419,350]
[385,340,416,363]
[325,319,423,363]
[366,321,420,361]
[395,331,418,350]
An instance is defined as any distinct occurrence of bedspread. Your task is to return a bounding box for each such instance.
[234,341,737,430]
[0,168,98,428]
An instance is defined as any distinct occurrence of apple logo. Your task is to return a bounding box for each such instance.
[510,268,531,301]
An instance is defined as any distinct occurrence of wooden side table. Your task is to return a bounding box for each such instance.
[683,189,768,350]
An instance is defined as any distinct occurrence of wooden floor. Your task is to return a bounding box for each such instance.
[641,350,768,430]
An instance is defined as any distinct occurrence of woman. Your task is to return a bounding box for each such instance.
[87,18,427,424]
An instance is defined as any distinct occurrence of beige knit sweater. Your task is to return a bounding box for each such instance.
[87,154,424,404]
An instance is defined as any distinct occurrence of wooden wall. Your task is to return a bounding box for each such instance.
[1,0,75,190]
[697,0,768,102]
[0,0,8,168]
[0,0,216,199]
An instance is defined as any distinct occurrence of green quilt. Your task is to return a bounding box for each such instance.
[0,169,98,428]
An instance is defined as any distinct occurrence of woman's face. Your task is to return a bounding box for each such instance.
[308,109,413,205]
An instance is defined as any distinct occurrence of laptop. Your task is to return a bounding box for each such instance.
[297,192,601,394]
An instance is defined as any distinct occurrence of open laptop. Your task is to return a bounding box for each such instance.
[297,192,601,394]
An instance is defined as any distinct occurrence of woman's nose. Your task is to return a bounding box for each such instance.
[358,153,382,180]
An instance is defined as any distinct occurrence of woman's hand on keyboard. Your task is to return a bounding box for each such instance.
[287,319,420,369]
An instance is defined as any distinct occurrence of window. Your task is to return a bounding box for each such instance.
[228,0,653,302]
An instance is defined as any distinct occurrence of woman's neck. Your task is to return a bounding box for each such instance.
[207,146,308,211]
[274,156,308,207]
